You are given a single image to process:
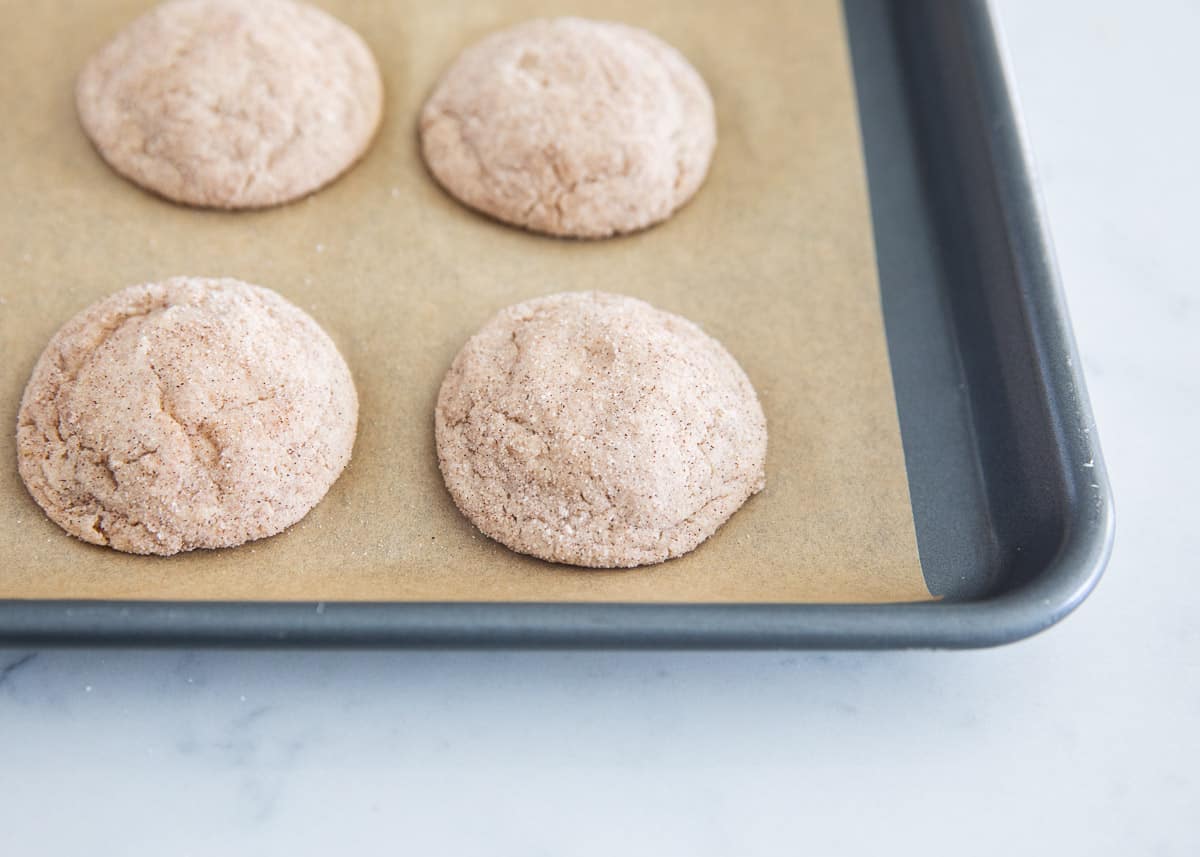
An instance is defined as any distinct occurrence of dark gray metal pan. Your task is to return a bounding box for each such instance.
[0,0,1113,649]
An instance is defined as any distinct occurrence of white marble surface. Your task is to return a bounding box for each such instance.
[2,2,1197,853]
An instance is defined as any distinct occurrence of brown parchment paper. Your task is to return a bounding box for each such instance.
[0,0,931,603]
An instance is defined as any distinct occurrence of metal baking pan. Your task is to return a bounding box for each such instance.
[0,0,1113,649]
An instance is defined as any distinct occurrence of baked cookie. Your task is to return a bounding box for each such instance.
[76,0,383,209]
[420,18,716,238]
[16,278,358,555]
[435,292,766,568]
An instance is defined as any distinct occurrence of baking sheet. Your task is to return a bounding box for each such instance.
[0,0,930,603]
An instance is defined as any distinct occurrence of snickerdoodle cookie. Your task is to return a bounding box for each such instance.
[16,277,358,555]
[420,18,716,238]
[435,292,766,568]
[76,0,383,209]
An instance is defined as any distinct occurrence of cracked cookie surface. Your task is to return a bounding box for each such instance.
[76,0,383,209]
[435,292,766,568]
[420,17,716,238]
[16,277,358,555]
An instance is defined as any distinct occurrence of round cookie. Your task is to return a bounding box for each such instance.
[76,0,383,209]
[16,277,358,555]
[420,18,716,238]
[435,292,766,568]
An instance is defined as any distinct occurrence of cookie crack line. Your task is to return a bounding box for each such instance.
[58,489,156,552]
[25,304,163,472]
[56,305,159,385]
[145,358,232,504]
[90,513,110,545]
[429,106,503,188]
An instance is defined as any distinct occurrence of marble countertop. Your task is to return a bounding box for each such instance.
[2,1,1196,854]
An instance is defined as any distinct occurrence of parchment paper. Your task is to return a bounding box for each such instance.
[0,0,931,602]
